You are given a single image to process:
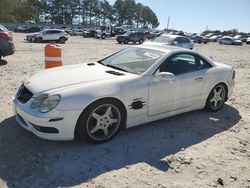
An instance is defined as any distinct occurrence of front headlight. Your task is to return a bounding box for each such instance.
[39,95,61,113]
[30,94,60,113]
[31,94,48,109]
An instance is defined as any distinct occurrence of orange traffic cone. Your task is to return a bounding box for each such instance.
[45,44,62,69]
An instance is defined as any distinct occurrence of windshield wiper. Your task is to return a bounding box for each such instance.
[106,64,128,72]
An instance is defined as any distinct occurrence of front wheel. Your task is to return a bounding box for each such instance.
[205,84,227,112]
[124,39,129,44]
[101,34,106,39]
[139,39,143,44]
[76,99,125,143]
[35,37,42,43]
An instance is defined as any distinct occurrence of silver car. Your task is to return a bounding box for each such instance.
[148,34,194,49]
[218,36,243,46]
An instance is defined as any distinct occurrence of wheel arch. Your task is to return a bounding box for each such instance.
[74,97,127,139]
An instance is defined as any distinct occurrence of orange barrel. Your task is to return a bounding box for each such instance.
[45,44,62,69]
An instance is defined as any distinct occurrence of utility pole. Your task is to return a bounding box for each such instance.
[167,16,170,31]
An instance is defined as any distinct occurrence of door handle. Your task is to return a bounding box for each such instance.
[195,77,203,81]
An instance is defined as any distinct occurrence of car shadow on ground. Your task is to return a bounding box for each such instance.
[0,59,8,66]
[0,104,241,187]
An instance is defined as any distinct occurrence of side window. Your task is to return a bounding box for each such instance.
[181,37,189,43]
[159,54,196,75]
[174,37,182,43]
[51,30,60,34]
[45,30,52,34]
[197,57,212,69]
[158,53,212,75]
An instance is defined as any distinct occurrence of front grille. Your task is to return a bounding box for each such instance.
[17,85,33,103]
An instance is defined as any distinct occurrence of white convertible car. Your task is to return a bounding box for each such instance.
[13,45,235,143]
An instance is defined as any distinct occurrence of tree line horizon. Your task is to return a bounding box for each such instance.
[0,0,160,28]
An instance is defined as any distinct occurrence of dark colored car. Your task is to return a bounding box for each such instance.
[0,25,14,59]
[116,31,145,44]
[23,26,41,33]
[191,35,209,44]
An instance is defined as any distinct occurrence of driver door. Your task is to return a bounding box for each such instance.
[148,74,177,116]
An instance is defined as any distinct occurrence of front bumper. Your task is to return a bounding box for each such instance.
[13,99,82,141]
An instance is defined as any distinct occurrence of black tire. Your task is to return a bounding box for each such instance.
[139,39,143,44]
[205,83,227,112]
[75,98,126,143]
[101,34,106,39]
[219,41,222,44]
[35,37,42,43]
[118,41,121,44]
[124,39,129,44]
[59,37,66,44]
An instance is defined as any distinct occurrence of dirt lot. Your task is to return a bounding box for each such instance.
[0,33,250,188]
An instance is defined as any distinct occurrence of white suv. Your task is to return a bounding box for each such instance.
[26,29,68,43]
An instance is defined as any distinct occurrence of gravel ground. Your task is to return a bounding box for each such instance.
[0,33,249,188]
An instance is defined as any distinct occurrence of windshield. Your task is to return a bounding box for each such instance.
[124,31,131,35]
[100,26,106,31]
[100,47,164,75]
[153,35,174,44]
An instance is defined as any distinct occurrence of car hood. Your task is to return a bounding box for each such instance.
[25,63,130,94]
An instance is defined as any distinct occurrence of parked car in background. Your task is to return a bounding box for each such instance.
[0,25,14,59]
[147,34,194,49]
[25,29,68,43]
[246,37,250,44]
[150,30,163,39]
[83,29,96,38]
[114,25,134,35]
[233,35,246,42]
[68,29,84,36]
[15,25,29,32]
[209,35,220,42]
[116,31,145,44]
[191,35,209,44]
[218,36,243,45]
[13,45,235,143]
[23,26,41,33]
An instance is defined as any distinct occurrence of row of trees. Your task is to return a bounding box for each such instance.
[0,0,41,23]
[0,0,159,28]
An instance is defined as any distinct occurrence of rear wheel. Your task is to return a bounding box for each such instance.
[59,37,66,44]
[124,39,129,44]
[139,39,143,44]
[205,84,227,112]
[76,99,125,143]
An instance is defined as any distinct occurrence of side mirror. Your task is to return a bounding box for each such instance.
[153,72,175,82]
